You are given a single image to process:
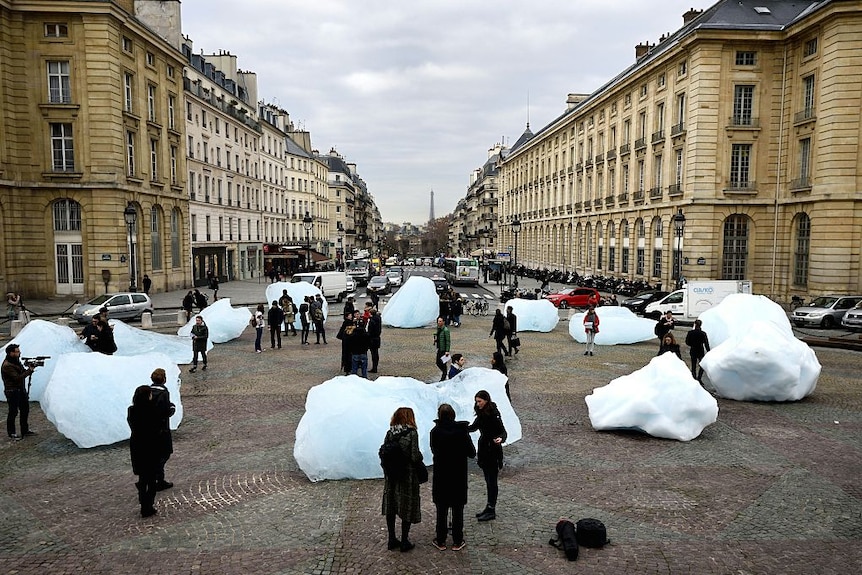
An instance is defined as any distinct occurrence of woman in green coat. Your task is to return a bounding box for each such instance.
[381,407,424,552]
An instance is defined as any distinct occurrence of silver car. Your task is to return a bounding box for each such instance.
[385,267,404,287]
[72,292,153,324]
[841,300,862,331]
[791,295,862,329]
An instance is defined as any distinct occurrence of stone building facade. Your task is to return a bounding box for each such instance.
[498,0,862,301]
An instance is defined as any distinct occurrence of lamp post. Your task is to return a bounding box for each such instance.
[672,208,686,289]
[303,212,313,271]
[511,217,522,289]
[337,229,344,271]
[123,203,138,292]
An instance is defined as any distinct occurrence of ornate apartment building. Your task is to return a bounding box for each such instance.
[498,0,862,301]
[0,0,191,297]
[450,143,506,257]
[321,149,380,261]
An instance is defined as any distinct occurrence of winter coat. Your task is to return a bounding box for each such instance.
[434,325,450,353]
[267,306,285,328]
[583,312,600,333]
[367,314,382,349]
[506,311,518,334]
[127,400,161,477]
[348,325,370,355]
[381,426,423,523]
[685,328,711,357]
[150,384,175,457]
[430,419,476,506]
[468,403,507,470]
[490,312,507,340]
[94,324,117,355]
[657,343,682,358]
[190,323,209,353]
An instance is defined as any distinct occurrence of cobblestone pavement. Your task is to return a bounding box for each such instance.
[1,289,861,574]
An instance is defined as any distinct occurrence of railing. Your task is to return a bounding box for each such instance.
[649,186,663,200]
[668,183,683,196]
[617,193,629,204]
[728,115,760,128]
[650,130,665,144]
[574,201,582,212]
[593,198,603,208]
[633,190,645,202]
[634,137,647,150]
[725,180,757,192]
[670,122,686,137]
[585,158,594,168]
[794,108,816,124]
[606,149,617,161]
[619,143,631,156]
[605,195,615,207]
[576,162,584,172]
[595,153,604,165]
[789,177,811,190]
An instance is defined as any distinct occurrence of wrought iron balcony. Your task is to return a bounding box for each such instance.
[634,137,647,151]
[727,115,760,128]
[668,183,683,197]
[670,122,686,137]
[794,108,816,124]
[650,130,665,144]
[619,143,631,156]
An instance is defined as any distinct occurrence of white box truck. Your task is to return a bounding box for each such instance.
[291,271,350,302]
[644,280,753,322]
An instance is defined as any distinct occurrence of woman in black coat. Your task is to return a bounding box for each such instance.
[467,390,507,522]
[128,385,161,517]
[381,407,423,552]
[430,403,476,550]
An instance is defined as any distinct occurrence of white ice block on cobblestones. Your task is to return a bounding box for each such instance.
[585,353,718,441]
[568,306,656,345]
[177,298,251,343]
[41,352,183,448]
[697,293,793,348]
[265,281,328,330]
[700,320,820,402]
[112,319,212,365]
[381,276,439,328]
[294,367,521,481]
[505,298,559,332]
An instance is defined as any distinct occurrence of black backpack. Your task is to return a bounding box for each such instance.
[379,430,409,480]
[576,518,609,548]
[549,519,579,561]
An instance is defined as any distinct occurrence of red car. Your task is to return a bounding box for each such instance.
[545,287,601,309]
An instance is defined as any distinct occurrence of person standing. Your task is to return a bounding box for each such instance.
[434,317,451,381]
[299,297,311,345]
[93,318,117,355]
[189,316,208,372]
[489,309,509,357]
[447,354,466,379]
[491,351,510,400]
[194,288,208,311]
[438,290,451,325]
[583,306,600,356]
[210,276,219,301]
[658,333,682,358]
[279,292,297,336]
[468,390,507,522]
[430,403,476,551]
[685,319,711,381]
[369,289,380,310]
[149,368,175,491]
[267,300,284,349]
[3,344,35,440]
[127,385,161,517]
[382,407,423,553]
[450,294,463,328]
[505,305,519,355]
[6,292,21,322]
[142,274,152,296]
[80,316,101,351]
[312,300,327,344]
[336,313,356,375]
[254,303,265,353]
[655,311,675,347]
[348,317,370,378]
[367,308,382,373]
[182,291,195,323]
[342,296,356,317]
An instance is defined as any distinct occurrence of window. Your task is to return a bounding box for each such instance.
[794,213,810,287]
[170,145,178,185]
[678,60,687,77]
[637,159,645,192]
[53,199,82,231]
[657,73,666,88]
[799,137,811,182]
[636,219,645,275]
[167,94,176,129]
[150,139,159,180]
[640,84,648,98]
[122,36,133,53]
[652,218,663,278]
[654,155,663,189]
[147,84,156,122]
[730,144,752,188]
[166,64,175,78]
[47,61,71,103]
[186,101,192,121]
[802,75,816,115]
[674,148,684,185]
[803,37,818,58]
[733,85,755,125]
[722,215,748,279]
[735,51,757,66]
[124,72,134,112]
[191,214,197,241]
[126,130,136,177]
[151,207,162,270]
[45,23,69,37]
[50,123,74,171]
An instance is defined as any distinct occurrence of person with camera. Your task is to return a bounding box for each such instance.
[3,343,35,440]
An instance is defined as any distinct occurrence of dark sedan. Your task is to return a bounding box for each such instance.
[366,275,392,295]
[620,291,670,315]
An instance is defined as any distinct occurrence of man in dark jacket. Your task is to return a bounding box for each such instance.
[149,368,176,491]
[430,403,476,550]
[267,300,285,349]
[685,319,711,381]
[655,311,675,348]
[367,308,382,373]
[299,297,311,345]
[3,344,35,440]
[348,319,370,378]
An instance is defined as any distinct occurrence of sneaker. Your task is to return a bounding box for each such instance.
[201,365,207,371]
[451,541,467,551]
[589,351,594,356]
[400,540,415,553]
[584,351,589,356]
[477,509,496,522]
[431,539,447,551]
[189,367,197,373]
[9,434,22,441]
[155,480,173,491]
[23,430,36,436]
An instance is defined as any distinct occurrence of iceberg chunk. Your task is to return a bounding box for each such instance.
[177,298,251,342]
[381,276,440,328]
[505,299,559,332]
[569,306,656,345]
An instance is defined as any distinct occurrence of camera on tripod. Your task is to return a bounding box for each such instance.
[22,356,50,369]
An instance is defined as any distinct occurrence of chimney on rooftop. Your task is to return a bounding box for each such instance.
[635,42,655,60]
[683,8,704,24]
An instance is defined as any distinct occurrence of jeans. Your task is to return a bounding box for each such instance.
[482,464,499,508]
[369,347,379,371]
[351,353,368,378]
[5,389,29,437]
[301,322,310,343]
[270,326,281,348]
[436,503,464,545]
[192,348,207,367]
[254,327,263,351]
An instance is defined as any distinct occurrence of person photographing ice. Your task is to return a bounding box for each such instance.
[3,343,38,440]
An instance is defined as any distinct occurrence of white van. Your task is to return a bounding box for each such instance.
[291,271,350,302]
[644,280,753,322]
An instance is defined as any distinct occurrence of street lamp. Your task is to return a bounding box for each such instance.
[511,217,522,289]
[337,229,344,271]
[672,208,686,289]
[303,212,313,271]
[123,202,138,292]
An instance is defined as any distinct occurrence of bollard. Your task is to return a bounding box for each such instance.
[141,311,153,328]
[177,309,187,325]
[10,319,24,337]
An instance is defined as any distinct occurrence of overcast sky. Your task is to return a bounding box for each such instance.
[181,0,714,225]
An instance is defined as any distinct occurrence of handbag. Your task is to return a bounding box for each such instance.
[414,462,429,484]
[510,335,521,348]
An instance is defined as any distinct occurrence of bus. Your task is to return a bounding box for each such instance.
[443,257,480,286]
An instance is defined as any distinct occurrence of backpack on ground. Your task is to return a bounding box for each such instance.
[548,519,579,561]
[379,431,409,480]
[576,518,609,548]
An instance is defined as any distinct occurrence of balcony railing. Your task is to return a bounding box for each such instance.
[593,198,603,208]
[634,137,647,150]
[574,201,582,212]
[585,158,594,168]
[649,186,663,200]
[794,108,816,124]
[725,180,757,192]
[670,122,686,137]
[575,162,584,172]
[650,130,665,144]
[595,153,604,165]
[789,176,812,190]
[604,195,615,207]
[633,189,645,202]
[619,143,631,156]
[727,115,760,128]
[617,193,629,204]
[668,183,683,196]
[606,149,617,161]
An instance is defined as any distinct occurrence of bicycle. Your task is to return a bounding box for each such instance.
[468,299,489,316]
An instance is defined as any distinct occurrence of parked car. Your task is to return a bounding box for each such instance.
[791,294,862,328]
[366,275,392,295]
[544,287,601,309]
[841,300,862,331]
[72,292,153,324]
[386,266,404,287]
[430,275,449,294]
[345,276,356,293]
[621,290,671,315]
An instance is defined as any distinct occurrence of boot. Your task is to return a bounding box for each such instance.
[400,521,414,552]
[475,505,492,518]
[386,514,400,550]
[477,506,496,522]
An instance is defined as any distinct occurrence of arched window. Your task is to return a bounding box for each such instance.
[171,209,181,267]
[150,206,162,270]
[722,214,749,280]
[53,198,82,231]
[636,218,645,275]
[585,222,593,267]
[652,217,663,278]
[621,219,630,274]
[793,213,810,287]
[52,199,83,293]
[608,222,616,272]
[596,222,604,270]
